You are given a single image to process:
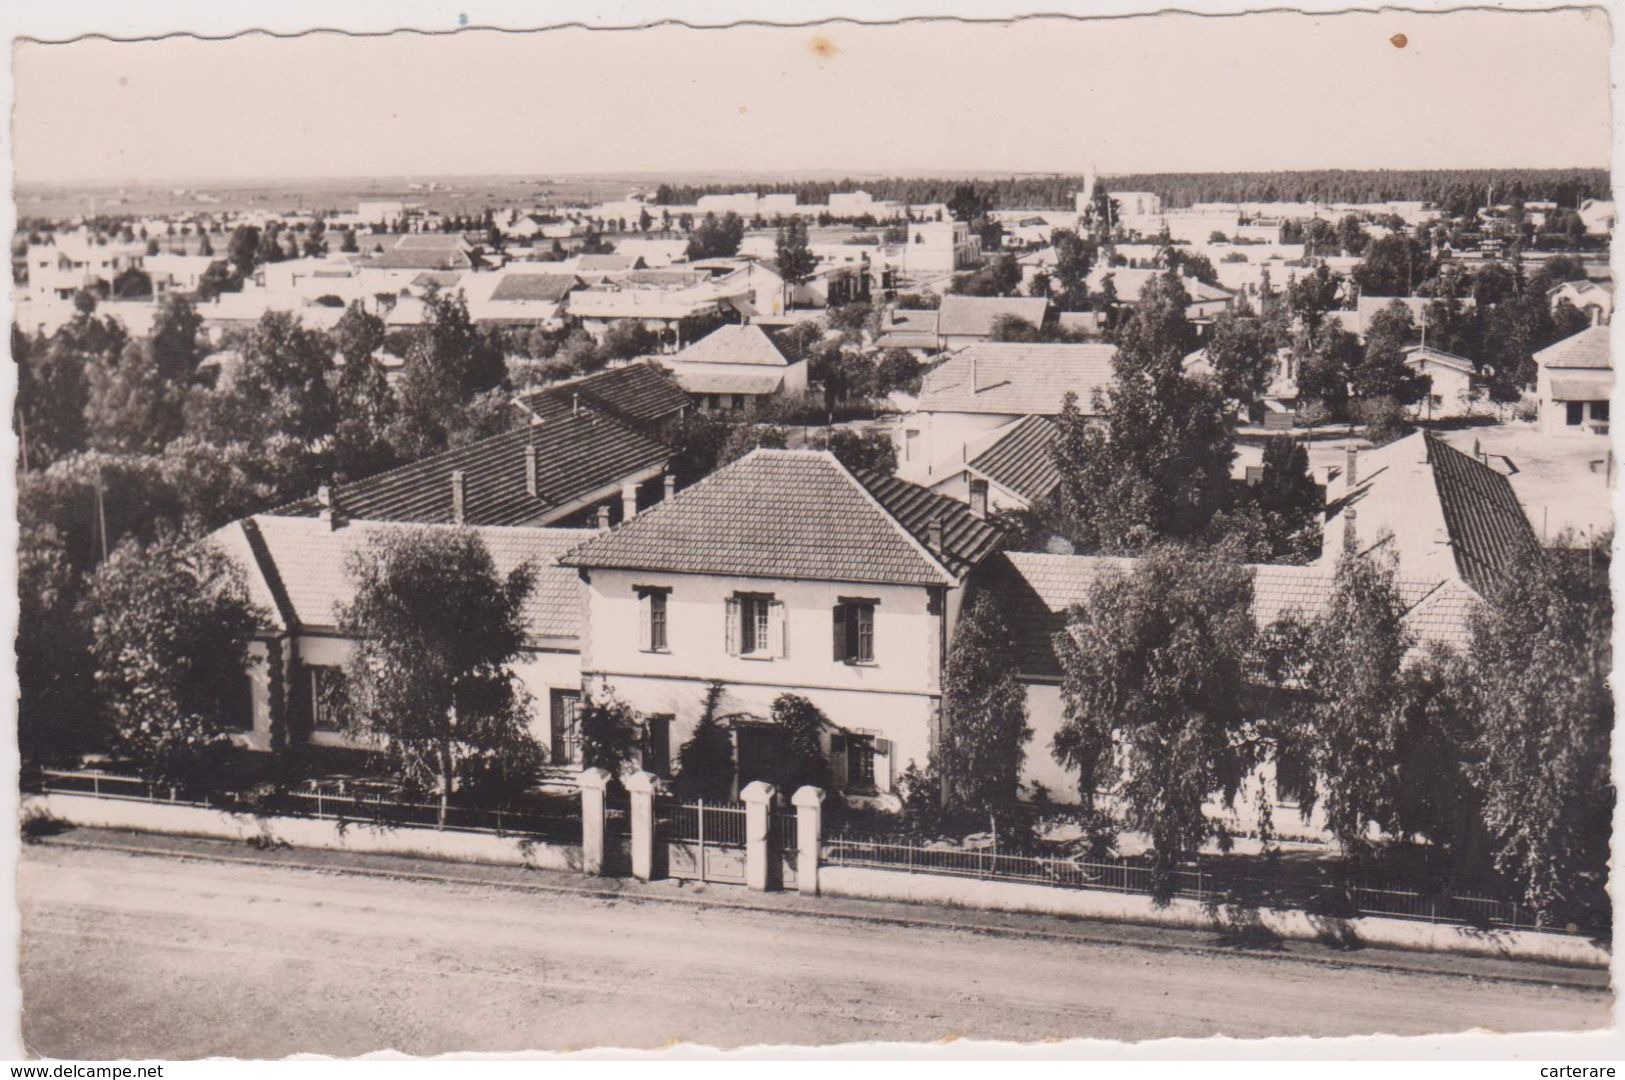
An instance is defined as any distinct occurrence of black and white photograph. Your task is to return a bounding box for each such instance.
[4,2,1619,1062]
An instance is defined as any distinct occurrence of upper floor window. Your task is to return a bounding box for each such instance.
[636,586,670,652]
[727,593,785,659]
[833,598,876,664]
[969,478,989,518]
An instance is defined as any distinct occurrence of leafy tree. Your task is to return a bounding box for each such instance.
[774,217,817,298]
[874,349,923,395]
[1285,265,1344,331]
[600,320,659,363]
[392,291,505,457]
[227,225,261,277]
[816,428,897,476]
[337,527,543,822]
[1352,233,1433,299]
[674,681,736,801]
[333,300,386,375]
[937,591,1031,817]
[85,338,188,453]
[577,685,643,776]
[950,253,1021,297]
[1049,272,1234,552]
[1053,543,1259,898]
[16,327,90,471]
[1550,297,1592,342]
[86,529,265,788]
[18,519,100,769]
[765,694,833,794]
[989,314,1043,342]
[1262,544,1419,854]
[1357,300,1428,405]
[340,228,359,254]
[1464,541,1612,923]
[685,211,745,259]
[187,310,338,447]
[1294,322,1363,419]
[1201,308,1277,409]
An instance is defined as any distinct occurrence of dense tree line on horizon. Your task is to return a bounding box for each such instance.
[652,168,1609,215]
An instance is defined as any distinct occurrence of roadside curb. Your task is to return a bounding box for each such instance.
[30,830,1608,993]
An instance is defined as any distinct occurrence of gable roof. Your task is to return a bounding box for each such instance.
[988,551,1476,679]
[937,295,1052,338]
[918,342,1116,416]
[1404,345,1477,376]
[366,248,474,272]
[1535,324,1612,371]
[1321,431,1539,597]
[512,362,691,427]
[216,516,589,645]
[966,415,1061,503]
[572,253,646,272]
[278,410,670,527]
[674,323,797,367]
[561,449,1002,587]
[490,272,582,303]
[1423,433,1543,597]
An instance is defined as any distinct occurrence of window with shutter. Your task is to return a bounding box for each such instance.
[833,599,877,664]
[636,586,669,652]
[769,601,787,658]
[845,734,877,792]
[734,593,776,659]
[873,738,893,792]
[829,733,849,788]
[724,596,740,656]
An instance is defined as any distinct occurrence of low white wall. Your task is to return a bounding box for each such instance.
[821,865,1610,970]
[26,793,583,873]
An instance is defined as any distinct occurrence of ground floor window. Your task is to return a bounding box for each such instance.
[844,734,877,792]
[643,714,673,776]
[1567,400,1586,426]
[1593,400,1610,423]
[550,688,583,765]
[309,665,345,733]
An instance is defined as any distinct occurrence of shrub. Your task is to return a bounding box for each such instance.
[674,681,735,802]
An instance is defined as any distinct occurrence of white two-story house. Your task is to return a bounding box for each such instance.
[560,449,1002,797]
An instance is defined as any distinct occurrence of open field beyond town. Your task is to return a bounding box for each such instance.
[19,841,1611,1058]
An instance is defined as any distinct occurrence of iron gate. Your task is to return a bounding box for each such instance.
[659,799,749,885]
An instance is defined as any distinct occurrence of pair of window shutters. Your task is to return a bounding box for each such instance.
[724,596,787,657]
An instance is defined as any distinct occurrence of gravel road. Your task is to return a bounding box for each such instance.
[19,843,1611,1057]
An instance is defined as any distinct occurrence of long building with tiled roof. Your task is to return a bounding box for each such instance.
[985,550,1477,681]
[207,517,592,753]
[279,405,671,529]
[512,361,691,429]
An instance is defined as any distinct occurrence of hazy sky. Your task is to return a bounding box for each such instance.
[12,10,1612,183]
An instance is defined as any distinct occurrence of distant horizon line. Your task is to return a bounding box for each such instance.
[16,164,1612,190]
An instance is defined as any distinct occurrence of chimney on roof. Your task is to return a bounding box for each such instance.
[927,516,944,557]
[621,482,638,522]
[969,354,978,393]
[524,444,539,499]
[450,470,466,525]
[573,392,581,417]
[597,504,612,532]
[663,473,676,502]
[316,484,340,530]
[1342,507,1358,554]
[1344,446,1358,488]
